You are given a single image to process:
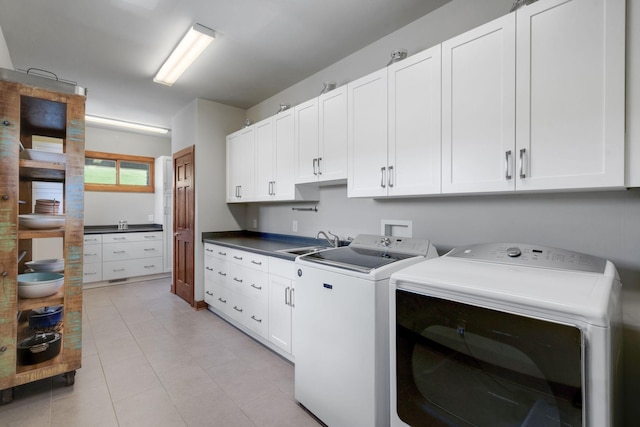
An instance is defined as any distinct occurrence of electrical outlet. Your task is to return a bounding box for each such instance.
[252,218,257,228]
[147,214,154,222]
[293,220,298,232]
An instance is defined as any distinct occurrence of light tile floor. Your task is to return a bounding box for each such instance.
[0,278,322,427]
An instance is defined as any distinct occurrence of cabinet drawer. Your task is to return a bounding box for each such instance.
[103,240,163,261]
[102,257,163,280]
[228,249,269,272]
[204,256,228,284]
[204,243,231,260]
[83,243,102,263]
[102,232,162,243]
[242,298,269,339]
[83,234,102,244]
[83,262,102,283]
[244,269,268,302]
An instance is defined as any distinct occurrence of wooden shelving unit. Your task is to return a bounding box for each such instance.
[0,78,85,403]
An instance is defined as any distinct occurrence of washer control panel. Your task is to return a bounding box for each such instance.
[349,234,433,256]
[448,243,607,273]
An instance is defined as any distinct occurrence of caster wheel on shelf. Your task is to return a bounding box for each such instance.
[0,387,14,405]
[64,370,76,386]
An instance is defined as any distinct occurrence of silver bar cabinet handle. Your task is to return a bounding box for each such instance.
[505,150,512,180]
[380,167,386,188]
[519,148,526,179]
[317,157,322,175]
[313,158,318,175]
[388,165,394,188]
[285,286,290,305]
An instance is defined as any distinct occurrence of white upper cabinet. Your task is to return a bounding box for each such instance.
[318,85,348,183]
[348,68,389,198]
[254,117,275,201]
[515,0,625,191]
[226,126,255,202]
[273,109,296,200]
[295,86,348,184]
[388,44,442,196]
[441,14,516,194]
[294,98,319,183]
[442,0,625,194]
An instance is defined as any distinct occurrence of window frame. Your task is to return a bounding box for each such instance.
[84,150,155,193]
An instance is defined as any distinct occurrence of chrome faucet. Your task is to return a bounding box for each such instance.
[316,230,340,248]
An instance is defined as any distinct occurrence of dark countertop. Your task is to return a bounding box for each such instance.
[84,224,164,235]
[202,230,335,261]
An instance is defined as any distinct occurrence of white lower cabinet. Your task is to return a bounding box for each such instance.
[83,234,103,283]
[84,231,165,284]
[204,243,295,359]
[268,257,295,355]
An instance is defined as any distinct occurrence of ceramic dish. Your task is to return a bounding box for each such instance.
[19,214,65,230]
[17,272,64,298]
[25,259,65,273]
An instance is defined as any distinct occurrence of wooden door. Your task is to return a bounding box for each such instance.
[172,146,195,305]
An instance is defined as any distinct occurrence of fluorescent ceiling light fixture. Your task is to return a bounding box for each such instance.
[153,23,215,86]
[85,115,169,134]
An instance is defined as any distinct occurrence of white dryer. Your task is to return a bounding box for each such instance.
[389,243,622,427]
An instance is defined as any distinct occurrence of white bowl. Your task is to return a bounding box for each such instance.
[20,149,66,164]
[17,272,64,298]
[19,214,65,230]
[25,259,65,272]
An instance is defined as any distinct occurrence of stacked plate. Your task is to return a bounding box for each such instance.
[34,199,60,214]
[25,258,65,273]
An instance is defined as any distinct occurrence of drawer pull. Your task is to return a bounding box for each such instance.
[251,284,262,290]
[233,277,243,283]
[233,306,243,313]
[206,291,213,296]
[84,253,97,256]
[84,272,97,275]
[233,256,243,260]
[113,250,126,254]
[205,267,214,271]
[144,235,156,239]
[218,251,227,256]
[113,237,127,240]
[113,268,125,272]
[218,272,227,277]
[251,260,262,266]
[144,248,156,251]
[205,248,214,252]
[144,265,155,269]
[251,315,262,323]
[218,297,227,303]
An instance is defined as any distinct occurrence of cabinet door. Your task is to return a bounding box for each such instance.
[515,0,625,191]
[318,85,348,183]
[294,98,320,184]
[268,274,293,354]
[348,68,389,198]
[388,45,442,196]
[273,109,296,200]
[254,118,275,201]
[226,127,255,202]
[441,14,516,194]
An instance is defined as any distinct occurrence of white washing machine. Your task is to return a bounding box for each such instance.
[294,234,438,427]
[389,243,622,427]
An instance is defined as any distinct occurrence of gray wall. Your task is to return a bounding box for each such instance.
[0,23,12,69]
[172,98,246,303]
[243,0,640,424]
[84,126,171,226]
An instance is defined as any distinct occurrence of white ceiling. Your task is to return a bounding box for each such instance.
[0,0,450,130]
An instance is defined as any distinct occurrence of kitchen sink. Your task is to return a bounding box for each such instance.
[277,246,328,256]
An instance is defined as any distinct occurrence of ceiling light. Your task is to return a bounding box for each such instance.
[85,115,169,135]
[153,23,215,86]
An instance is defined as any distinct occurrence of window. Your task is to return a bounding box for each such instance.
[85,151,154,193]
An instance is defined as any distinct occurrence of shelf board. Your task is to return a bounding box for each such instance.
[18,228,65,239]
[17,290,64,311]
[19,159,66,181]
